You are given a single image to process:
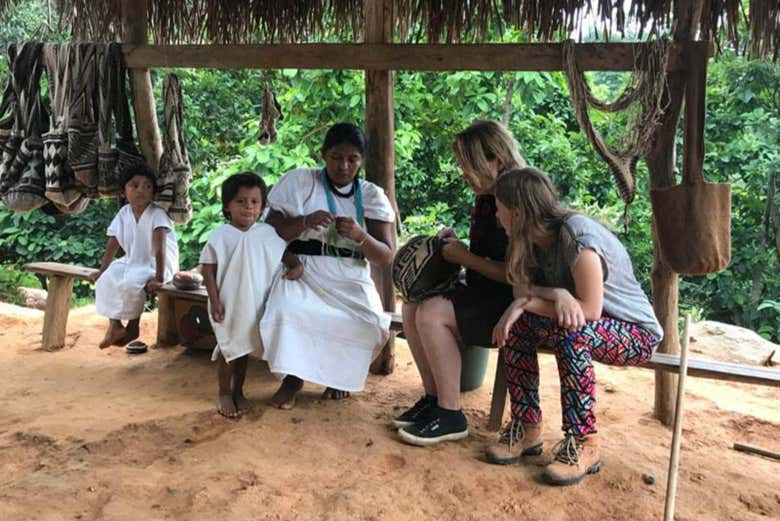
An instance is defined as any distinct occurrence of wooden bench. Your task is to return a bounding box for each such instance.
[23,262,98,350]
[24,262,780,430]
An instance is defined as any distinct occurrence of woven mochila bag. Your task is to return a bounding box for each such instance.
[156,73,192,223]
[110,45,145,194]
[66,43,99,193]
[42,43,84,206]
[650,171,731,275]
[0,43,20,198]
[392,235,461,303]
[1,42,49,212]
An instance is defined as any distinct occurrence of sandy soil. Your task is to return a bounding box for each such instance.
[0,305,778,521]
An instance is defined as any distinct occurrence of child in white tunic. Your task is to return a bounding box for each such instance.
[200,172,302,418]
[90,165,179,349]
[262,123,396,409]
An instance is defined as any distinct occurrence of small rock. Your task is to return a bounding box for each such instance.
[366,439,374,447]
[291,417,303,424]
[642,473,655,485]
[604,383,616,393]
[87,486,96,492]
[183,438,193,444]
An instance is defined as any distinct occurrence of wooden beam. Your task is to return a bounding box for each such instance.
[366,0,396,376]
[121,0,163,169]
[648,0,707,426]
[122,42,700,72]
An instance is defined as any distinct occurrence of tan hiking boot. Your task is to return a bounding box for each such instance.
[485,418,544,465]
[542,434,601,486]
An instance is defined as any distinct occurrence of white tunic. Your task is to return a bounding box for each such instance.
[96,203,179,320]
[199,222,287,362]
[260,168,395,391]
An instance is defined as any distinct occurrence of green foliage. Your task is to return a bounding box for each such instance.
[0,4,777,341]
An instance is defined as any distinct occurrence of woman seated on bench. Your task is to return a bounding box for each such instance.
[89,165,179,349]
[394,120,524,446]
[488,168,662,486]
[260,123,395,409]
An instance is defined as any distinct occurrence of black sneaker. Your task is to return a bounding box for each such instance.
[397,407,468,446]
[392,395,436,428]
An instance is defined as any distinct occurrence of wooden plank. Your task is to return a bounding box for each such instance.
[41,275,74,350]
[732,442,780,461]
[121,0,163,168]
[24,262,97,281]
[157,282,207,301]
[647,352,780,387]
[488,351,508,430]
[122,42,700,72]
[366,0,396,376]
[156,292,180,346]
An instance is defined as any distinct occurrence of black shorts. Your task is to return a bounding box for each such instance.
[443,282,513,347]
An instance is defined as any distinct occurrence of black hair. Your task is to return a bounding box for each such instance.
[321,122,367,155]
[119,163,157,194]
[221,172,268,220]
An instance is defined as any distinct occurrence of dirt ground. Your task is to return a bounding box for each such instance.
[1,304,778,521]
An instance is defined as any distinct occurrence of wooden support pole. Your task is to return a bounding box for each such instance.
[646,0,706,426]
[121,0,163,169]
[366,0,397,375]
[156,292,179,346]
[41,275,74,350]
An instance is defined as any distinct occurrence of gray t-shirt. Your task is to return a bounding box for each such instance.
[536,214,663,341]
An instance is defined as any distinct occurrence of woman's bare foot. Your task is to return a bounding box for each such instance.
[218,394,240,418]
[270,376,303,410]
[99,321,126,349]
[322,387,350,400]
[233,392,253,414]
[119,319,140,346]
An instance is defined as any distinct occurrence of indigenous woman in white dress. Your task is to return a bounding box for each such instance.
[89,165,179,349]
[262,123,395,409]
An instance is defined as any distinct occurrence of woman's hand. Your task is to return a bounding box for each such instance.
[210,299,225,323]
[335,216,367,243]
[437,227,456,241]
[492,297,530,347]
[145,279,162,294]
[553,289,586,330]
[441,239,469,265]
[87,269,102,284]
[304,210,334,230]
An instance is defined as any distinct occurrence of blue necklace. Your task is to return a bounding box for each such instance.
[321,168,364,226]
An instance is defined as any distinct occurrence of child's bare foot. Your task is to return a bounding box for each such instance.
[218,394,240,418]
[270,376,303,410]
[99,324,126,349]
[322,387,350,400]
[233,392,253,414]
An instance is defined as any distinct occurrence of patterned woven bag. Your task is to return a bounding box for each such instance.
[66,43,99,193]
[392,235,460,303]
[156,73,192,223]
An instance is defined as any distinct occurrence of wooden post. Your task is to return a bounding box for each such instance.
[365,0,397,375]
[121,0,163,169]
[156,292,179,346]
[41,275,74,350]
[646,0,705,425]
[488,350,508,430]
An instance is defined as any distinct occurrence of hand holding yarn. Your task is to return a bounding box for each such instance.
[441,238,469,264]
[303,210,334,230]
[335,216,367,244]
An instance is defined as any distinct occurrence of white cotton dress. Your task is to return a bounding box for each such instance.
[260,168,395,392]
[199,222,287,362]
[95,203,179,320]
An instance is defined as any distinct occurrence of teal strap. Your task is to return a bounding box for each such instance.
[320,168,364,225]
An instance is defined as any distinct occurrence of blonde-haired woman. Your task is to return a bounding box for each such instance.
[395,120,525,446]
[490,167,662,485]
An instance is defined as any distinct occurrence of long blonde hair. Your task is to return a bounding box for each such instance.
[453,120,526,190]
[495,168,572,290]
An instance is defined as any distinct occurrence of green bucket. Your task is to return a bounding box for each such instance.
[460,344,490,392]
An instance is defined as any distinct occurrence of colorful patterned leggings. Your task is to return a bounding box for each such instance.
[503,312,658,437]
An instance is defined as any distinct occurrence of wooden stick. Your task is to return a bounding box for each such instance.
[664,314,691,521]
[733,443,780,461]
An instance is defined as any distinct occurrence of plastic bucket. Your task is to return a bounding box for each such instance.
[460,344,490,392]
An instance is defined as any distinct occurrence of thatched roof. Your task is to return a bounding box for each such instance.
[1,1,778,59]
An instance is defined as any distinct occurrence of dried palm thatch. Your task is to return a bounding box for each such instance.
[0,0,778,60]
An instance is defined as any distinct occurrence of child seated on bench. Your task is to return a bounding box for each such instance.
[88,165,180,349]
[488,167,662,486]
[200,172,302,418]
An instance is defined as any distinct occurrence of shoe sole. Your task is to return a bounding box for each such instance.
[543,460,602,486]
[397,427,469,446]
[392,419,415,428]
[486,443,544,465]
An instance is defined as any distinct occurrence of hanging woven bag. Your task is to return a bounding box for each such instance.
[157,73,192,223]
[110,44,145,193]
[0,43,20,197]
[65,43,99,193]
